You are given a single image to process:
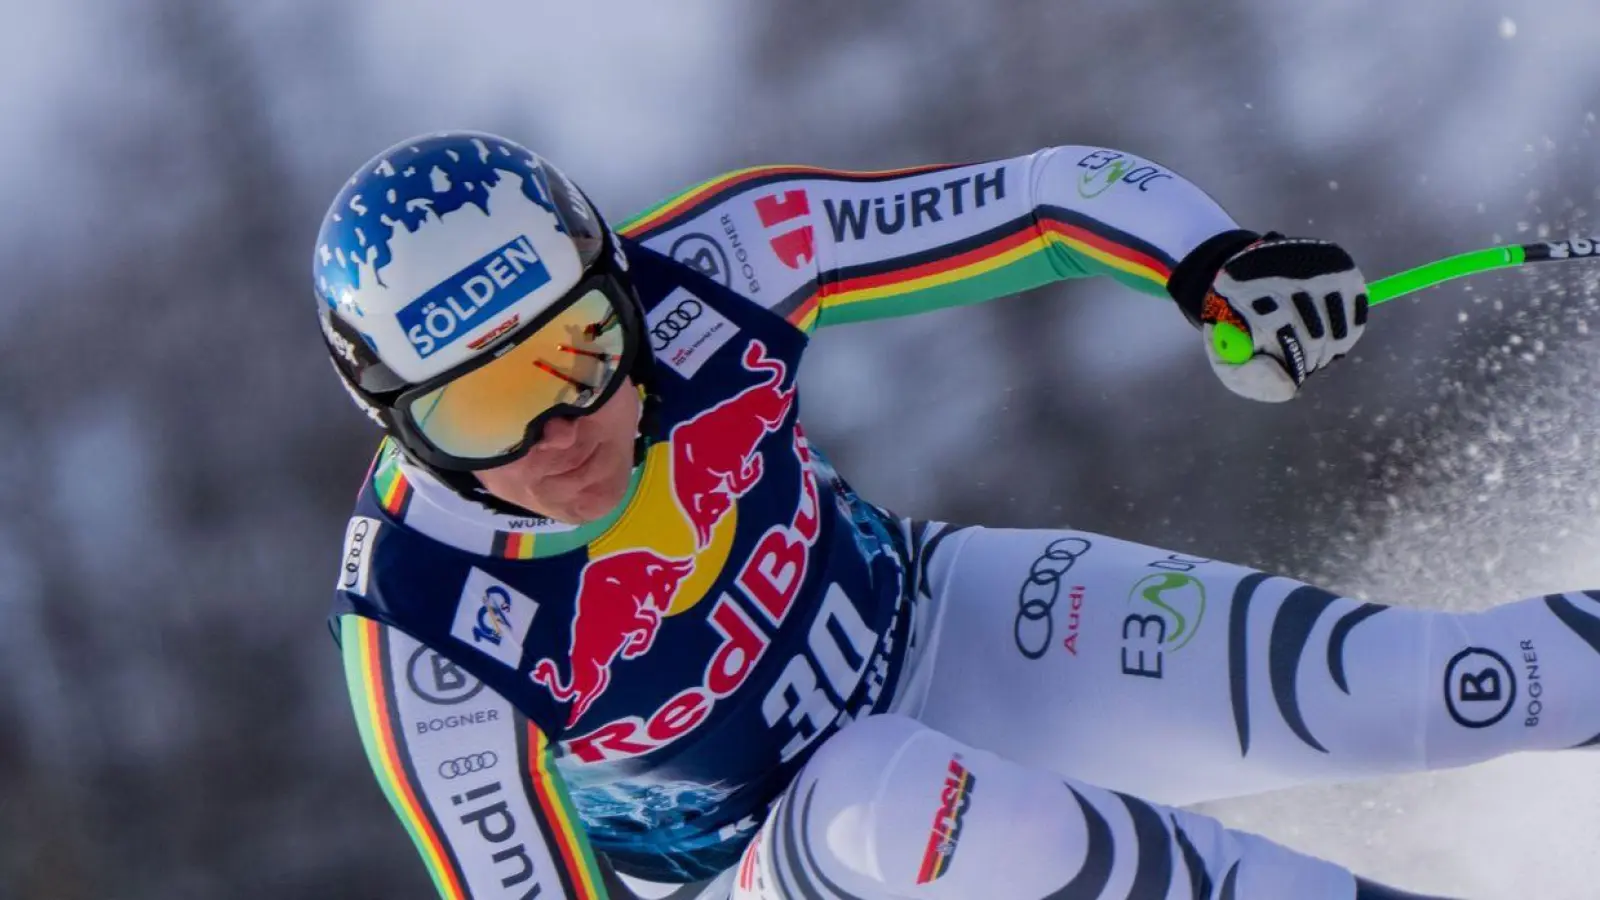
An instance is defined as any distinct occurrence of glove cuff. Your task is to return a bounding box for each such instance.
[1167,228,1260,327]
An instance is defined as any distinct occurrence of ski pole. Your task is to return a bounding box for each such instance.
[1210,237,1600,364]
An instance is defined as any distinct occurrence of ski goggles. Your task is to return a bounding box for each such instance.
[390,271,643,471]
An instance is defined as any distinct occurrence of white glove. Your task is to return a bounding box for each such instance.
[1200,236,1369,402]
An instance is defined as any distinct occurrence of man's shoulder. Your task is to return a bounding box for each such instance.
[616,166,832,317]
[331,444,500,620]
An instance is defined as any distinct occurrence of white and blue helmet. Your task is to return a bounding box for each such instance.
[313,131,644,471]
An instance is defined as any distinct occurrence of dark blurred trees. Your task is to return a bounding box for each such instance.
[1,1,1595,897]
[1,2,415,897]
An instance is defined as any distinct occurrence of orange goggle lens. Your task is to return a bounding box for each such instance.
[403,289,626,460]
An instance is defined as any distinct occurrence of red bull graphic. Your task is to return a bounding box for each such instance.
[562,433,821,764]
[533,335,811,751]
[735,432,821,626]
[531,550,695,726]
[671,340,796,549]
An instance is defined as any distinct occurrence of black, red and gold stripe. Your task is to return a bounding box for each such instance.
[617,163,960,241]
[373,446,415,519]
[519,721,605,900]
[342,617,469,899]
[492,531,537,560]
[915,758,977,884]
[775,206,1177,332]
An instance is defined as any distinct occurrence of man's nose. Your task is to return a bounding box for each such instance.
[535,416,580,450]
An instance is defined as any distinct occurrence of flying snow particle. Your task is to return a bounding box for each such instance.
[1499,17,1517,38]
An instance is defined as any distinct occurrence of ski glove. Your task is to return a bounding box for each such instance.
[1169,231,1369,403]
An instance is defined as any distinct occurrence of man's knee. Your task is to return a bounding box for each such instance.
[778,714,1014,892]
[789,713,933,848]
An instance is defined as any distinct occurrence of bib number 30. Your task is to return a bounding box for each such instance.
[762,584,879,762]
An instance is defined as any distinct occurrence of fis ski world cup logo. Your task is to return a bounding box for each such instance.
[450,568,539,669]
[529,339,799,733]
[473,588,514,644]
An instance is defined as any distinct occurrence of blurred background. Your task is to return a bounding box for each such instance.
[5,1,1600,897]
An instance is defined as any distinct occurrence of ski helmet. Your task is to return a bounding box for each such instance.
[313,132,647,475]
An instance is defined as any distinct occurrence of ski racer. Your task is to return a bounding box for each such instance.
[316,131,1600,899]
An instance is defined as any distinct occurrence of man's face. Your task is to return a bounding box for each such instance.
[474,378,641,524]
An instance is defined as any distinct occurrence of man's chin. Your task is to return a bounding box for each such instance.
[564,474,632,522]
[530,465,630,524]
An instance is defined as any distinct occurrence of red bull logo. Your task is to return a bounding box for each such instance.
[671,339,795,549]
[532,335,814,754]
[530,550,695,726]
[561,432,822,764]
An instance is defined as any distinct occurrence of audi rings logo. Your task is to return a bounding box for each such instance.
[438,751,499,779]
[1013,537,1093,659]
[341,519,371,590]
[650,298,704,351]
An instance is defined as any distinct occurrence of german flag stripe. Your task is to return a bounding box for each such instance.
[374,452,414,519]
[342,617,468,900]
[738,835,761,891]
[768,282,821,332]
[617,163,961,241]
[383,479,413,519]
[520,722,605,900]
[914,766,975,884]
[777,207,1176,331]
[1036,204,1177,286]
[823,207,1174,303]
[492,531,535,560]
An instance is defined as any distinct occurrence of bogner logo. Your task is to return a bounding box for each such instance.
[1444,646,1516,728]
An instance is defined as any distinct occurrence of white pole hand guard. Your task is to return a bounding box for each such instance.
[1200,236,1369,402]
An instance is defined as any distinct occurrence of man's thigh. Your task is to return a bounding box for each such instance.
[727,713,1372,899]
[908,526,1430,806]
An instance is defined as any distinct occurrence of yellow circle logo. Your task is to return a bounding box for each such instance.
[588,442,736,616]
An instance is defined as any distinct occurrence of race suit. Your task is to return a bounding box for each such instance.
[330,147,1600,899]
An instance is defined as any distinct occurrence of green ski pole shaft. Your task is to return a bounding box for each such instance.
[1211,237,1600,365]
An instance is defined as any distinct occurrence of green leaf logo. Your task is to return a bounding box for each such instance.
[1128,572,1207,651]
[1078,157,1130,199]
